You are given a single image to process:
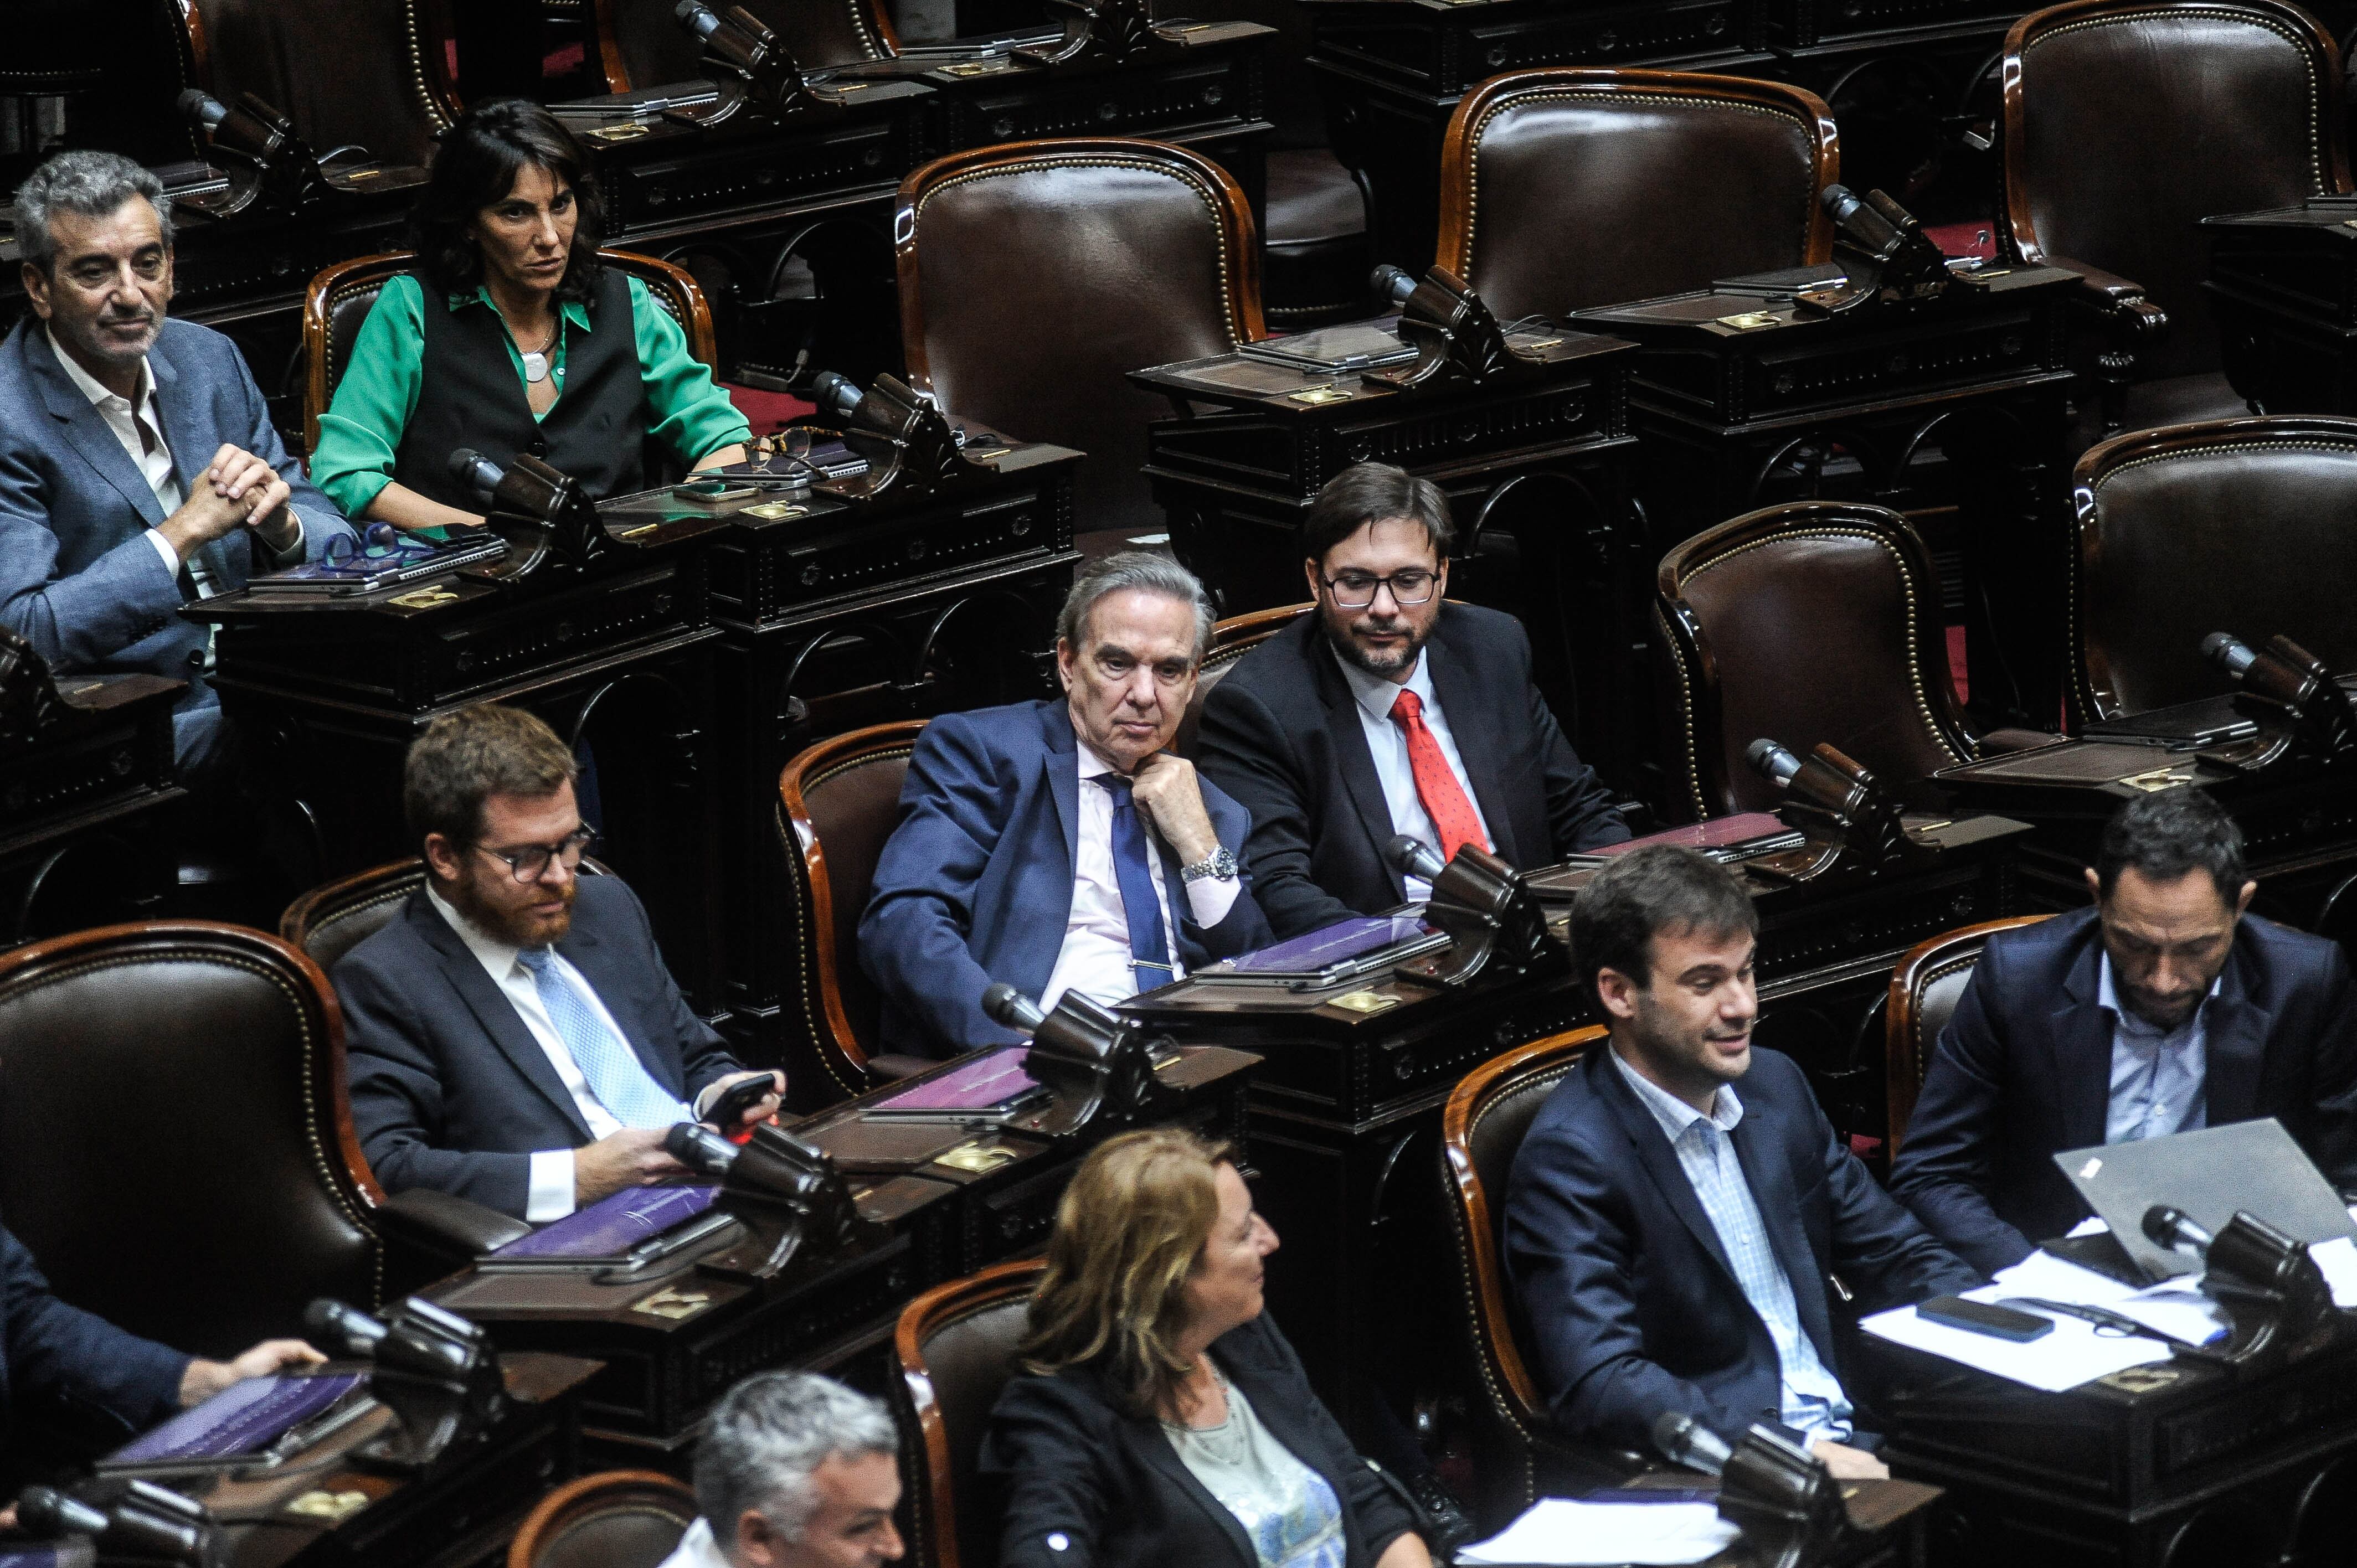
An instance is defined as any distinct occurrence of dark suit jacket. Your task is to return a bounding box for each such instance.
[981,1312,1419,1568]
[336,875,742,1216]
[1,1221,187,1480]
[858,698,1272,1056]
[1196,604,1629,938]
[0,317,353,775]
[1887,907,2357,1276]
[1505,1046,1980,1453]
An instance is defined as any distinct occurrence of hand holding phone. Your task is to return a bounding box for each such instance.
[703,1071,783,1133]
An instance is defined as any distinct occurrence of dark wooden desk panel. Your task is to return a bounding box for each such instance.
[0,673,183,944]
[1134,329,1649,791]
[1121,814,2025,1445]
[2206,201,2357,416]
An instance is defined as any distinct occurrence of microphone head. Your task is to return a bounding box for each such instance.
[981,982,1047,1035]
[177,89,228,129]
[1820,182,1860,219]
[676,0,723,36]
[2202,631,2257,677]
[1744,737,1801,786]
[17,1486,111,1538]
[666,1120,738,1177]
[1385,833,1448,882]
[2144,1204,2201,1251]
[1370,263,1418,305]
[302,1297,385,1353]
[1650,1411,1731,1475]
[811,370,863,418]
[447,447,503,504]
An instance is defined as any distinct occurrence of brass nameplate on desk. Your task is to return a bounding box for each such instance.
[1716,311,1781,330]
[740,501,810,520]
[388,585,462,610]
[1288,386,1355,405]
[286,1489,370,1521]
[939,59,1015,76]
[631,1284,716,1321]
[2099,1365,2183,1394]
[615,522,662,540]
[935,1138,1020,1174]
[2122,766,2196,792]
[1329,989,1401,1015]
[585,122,653,142]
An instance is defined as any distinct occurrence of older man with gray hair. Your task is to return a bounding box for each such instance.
[860,551,1271,1055]
[659,1371,904,1568]
[0,149,352,783]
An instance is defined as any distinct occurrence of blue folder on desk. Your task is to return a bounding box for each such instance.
[491,1183,721,1262]
[102,1371,366,1468]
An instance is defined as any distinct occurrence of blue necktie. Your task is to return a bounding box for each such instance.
[516,947,692,1128]
[1094,775,1174,996]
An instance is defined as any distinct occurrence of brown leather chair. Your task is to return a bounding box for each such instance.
[1655,501,1974,821]
[280,856,614,976]
[191,0,458,167]
[302,248,721,458]
[2068,414,2357,724]
[896,138,1268,539]
[776,720,931,1100]
[1885,916,2051,1153]
[1264,148,1374,330]
[2000,0,2351,439]
[894,1257,1043,1568]
[506,1470,698,1568]
[1173,600,1315,757]
[1435,69,1838,323]
[0,922,379,1357]
[592,0,892,90]
[6,1,207,177]
[1440,1026,1644,1531]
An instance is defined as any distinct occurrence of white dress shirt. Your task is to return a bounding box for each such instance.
[1039,726,1241,1013]
[2098,954,2215,1145]
[653,1518,727,1568]
[1609,1050,1855,1440]
[426,885,713,1221]
[1330,644,1491,901]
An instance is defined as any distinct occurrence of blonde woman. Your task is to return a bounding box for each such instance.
[980,1129,1433,1568]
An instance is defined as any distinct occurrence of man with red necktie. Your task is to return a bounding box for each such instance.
[1198,462,1631,939]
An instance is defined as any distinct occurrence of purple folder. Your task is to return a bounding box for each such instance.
[1218,915,1436,975]
[492,1183,722,1261]
[871,1047,1041,1114]
[106,1373,365,1465]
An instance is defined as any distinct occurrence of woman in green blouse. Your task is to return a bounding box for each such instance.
[310,99,748,534]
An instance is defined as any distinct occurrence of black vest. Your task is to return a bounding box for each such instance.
[393,267,650,510]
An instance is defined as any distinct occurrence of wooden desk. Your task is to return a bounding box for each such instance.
[1120,813,2026,1446]
[2205,199,2357,416]
[0,673,183,944]
[1132,327,1648,790]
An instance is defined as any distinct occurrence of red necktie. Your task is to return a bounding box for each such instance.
[1390,688,1490,862]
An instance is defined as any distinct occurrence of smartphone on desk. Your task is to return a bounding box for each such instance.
[1919,1296,2054,1343]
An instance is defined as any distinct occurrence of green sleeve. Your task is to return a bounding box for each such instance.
[629,275,752,467]
[309,272,428,518]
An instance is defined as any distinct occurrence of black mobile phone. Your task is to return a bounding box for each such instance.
[1918,1295,2054,1343]
[705,1074,780,1127]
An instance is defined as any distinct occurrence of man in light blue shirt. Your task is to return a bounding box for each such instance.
[2099,955,2215,1144]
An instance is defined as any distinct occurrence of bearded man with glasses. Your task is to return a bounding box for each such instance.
[1197,462,1630,939]
[334,704,779,1220]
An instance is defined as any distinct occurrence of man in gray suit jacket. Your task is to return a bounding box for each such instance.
[0,150,352,782]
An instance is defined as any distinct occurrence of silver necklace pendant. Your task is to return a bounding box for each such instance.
[522,349,550,384]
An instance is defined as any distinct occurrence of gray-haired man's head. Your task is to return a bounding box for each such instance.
[1053,551,1216,774]
[692,1371,904,1568]
[17,150,176,378]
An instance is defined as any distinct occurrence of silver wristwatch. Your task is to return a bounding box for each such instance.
[1181,847,1239,884]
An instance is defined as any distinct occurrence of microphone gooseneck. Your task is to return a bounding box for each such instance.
[16,1486,110,1538]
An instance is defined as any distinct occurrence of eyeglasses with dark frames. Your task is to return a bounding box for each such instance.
[472,826,598,883]
[1320,569,1437,610]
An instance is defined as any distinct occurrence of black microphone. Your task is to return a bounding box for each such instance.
[676,0,724,38]
[1651,1411,1733,1476]
[1371,264,1418,307]
[1821,182,1903,252]
[666,1120,740,1178]
[447,447,505,506]
[811,370,864,421]
[1746,738,1802,788]
[177,89,229,131]
[303,1297,388,1356]
[981,982,1048,1037]
[2202,631,2258,679]
[2144,1204,2214,1257]
[16,1486,110,1538]
[1384,833,1447,884]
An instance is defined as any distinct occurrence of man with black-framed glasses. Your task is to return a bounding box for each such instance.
[1197,462,1630,939]
[334,704,779,1220]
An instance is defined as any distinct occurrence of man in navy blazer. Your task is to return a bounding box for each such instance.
[338,705,780,1220]
[0,1221,321,1489]
[1506,848,1977,1473]
[1890,790,2357,1276]
[861,554,1272,1056]
[1197,463,1627,940]
[0,150,353,782]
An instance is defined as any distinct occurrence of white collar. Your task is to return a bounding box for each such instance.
[1609,1044,1743,1136]
[425,881,528,974]
[1330,641,1433,725]
[2096,951,2220,1034]
[47,326,154,414]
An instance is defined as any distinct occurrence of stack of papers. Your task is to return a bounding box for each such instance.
[1865,1250,2180,1391]
[1458,1498,1740,1566]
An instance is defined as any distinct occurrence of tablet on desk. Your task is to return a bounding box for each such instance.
[866,1046,1050,1121]
[98,1369,371,1474]
[1190,914,1448,988]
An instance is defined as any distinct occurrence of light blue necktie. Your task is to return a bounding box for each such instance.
[516,947,692,1128]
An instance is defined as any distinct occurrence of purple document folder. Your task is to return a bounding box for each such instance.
[106,1372,365,1465]
[1217,915,1437,974]
[492,1183,721,1261]
[870,1047,1041,1115]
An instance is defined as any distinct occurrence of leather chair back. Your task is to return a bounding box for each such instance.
[2001,0,2349,379]
[0,922,379,1357]
[7,1,205,173]
[1656,501,1970,821]
[1441,1027,1618,1528]
[302,248,719,458]
[897,138,1267,539]
[1174,601,1315,757]
[507,1470,698,1568]
[896,1258,1044,1568]
[193,0,456,167]
[594,0,891,90]
[281,857,614,975]
[1437,69,1837,323]
[777,721,928,1100]
[2070,415,2357,722]
[1885,916,2050,1152]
